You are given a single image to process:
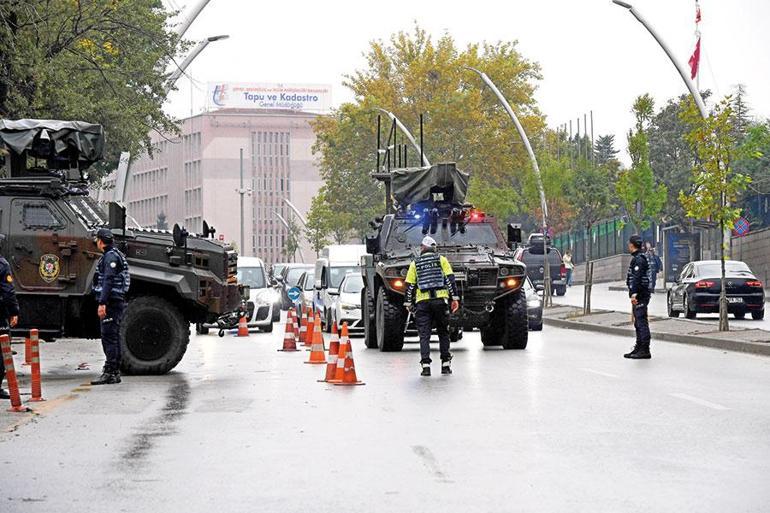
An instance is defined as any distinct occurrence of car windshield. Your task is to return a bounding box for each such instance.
[285,266,311,286]
[302,272,315,291]
[522,248,562,264]
[388,220,501,248]
[237,267,266,289]
[697,262,753,277]
[273,264,287,277]
[341,275,364,294]
[330,266,359,288]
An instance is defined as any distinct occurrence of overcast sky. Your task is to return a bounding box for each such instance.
[164,0,770,163]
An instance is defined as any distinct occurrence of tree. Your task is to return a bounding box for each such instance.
[594,134,619,166]
[312,25,544,231]
[617,94,668,233]
[679,97,752,331]
[0,1,185,177]
[304,194,331,256]
[283,217,302,263]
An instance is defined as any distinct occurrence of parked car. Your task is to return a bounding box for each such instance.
[296,271,316,313]
[513,236,567,295]
[313,244,367,332]
[277,263,314,309]
[667,260,765,320]
[331,273,364,332]
[523,276,543,331]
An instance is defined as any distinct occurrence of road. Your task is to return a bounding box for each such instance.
[2,315,770,512]
[556,282,770,331]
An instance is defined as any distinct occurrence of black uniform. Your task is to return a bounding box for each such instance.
[626,249,651,354]
[0,257,20,394]
[92,245,130,373]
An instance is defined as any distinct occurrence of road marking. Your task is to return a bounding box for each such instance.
[669,393,729,411]
[580,368,619,379]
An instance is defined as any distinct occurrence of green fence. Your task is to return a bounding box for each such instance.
[552,218,658,266]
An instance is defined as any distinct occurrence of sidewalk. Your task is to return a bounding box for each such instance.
[543,305,770,356]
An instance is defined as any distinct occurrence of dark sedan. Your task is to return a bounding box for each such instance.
[276,263,314,310]
[667,260,765,320]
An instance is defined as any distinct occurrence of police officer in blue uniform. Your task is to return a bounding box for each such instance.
[625,234,652,359]
[91,228,130,385]
[0,240,19,399]
[404,236,460,376]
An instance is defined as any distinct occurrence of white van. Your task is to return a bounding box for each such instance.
[236,256,279,332]
[313,244,366,331]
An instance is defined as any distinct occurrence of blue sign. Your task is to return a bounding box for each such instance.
[287,287,301,303]
[733,217,750,237]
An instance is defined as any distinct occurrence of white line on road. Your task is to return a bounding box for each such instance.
[580,368,619,379]
[669,393,729,411]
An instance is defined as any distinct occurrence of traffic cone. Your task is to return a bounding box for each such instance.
[304,314,326,364]
[29,329,44,402]
[333,325,364,386]
[319,322,340,382]
[237,314,249,337]
[0,334,30,412]
[278,310,299,352]
[304,309,313,347]
[329,322,350,383]
[292,308,300,345]
[299,308,308,346]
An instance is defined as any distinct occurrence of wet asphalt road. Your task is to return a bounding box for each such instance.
[2,312,770,513]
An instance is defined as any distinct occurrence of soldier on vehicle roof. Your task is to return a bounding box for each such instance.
[404,236,460,376]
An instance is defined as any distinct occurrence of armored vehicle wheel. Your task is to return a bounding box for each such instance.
[363,288,378,348]
[195,323,209,335]
[480,327,501,346]
[376,288,405,352]
[500,291,528,349]
[120,296,189,375]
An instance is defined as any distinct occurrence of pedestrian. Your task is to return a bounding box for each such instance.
[0,236,19,400]
[91,228,130,385]
[625,235,652,359]
[645,242,663,293]
[562,249,574,287]
[404,236,460,377]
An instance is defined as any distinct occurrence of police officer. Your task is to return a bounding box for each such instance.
[0,240,19,399]
[404,236,459,376]
[625,234,652,359]
[91,228,130,385]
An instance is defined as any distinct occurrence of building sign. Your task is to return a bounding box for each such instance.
[208,82,332,112]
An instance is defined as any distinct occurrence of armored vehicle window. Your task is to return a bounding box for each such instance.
[23,204,64,229]
[389,221,501,248]
[68,196,108,228]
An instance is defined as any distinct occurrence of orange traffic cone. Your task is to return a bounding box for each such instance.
[29,329,44,402]
[237,314,249,337]
[278,309,299,352]
[305,314,326,364]
[292,308,300,345]
[319,322,340,382]
[299,309,308,346]
[304,310,314,347]
[329,322,350,383]
[333,324,364,386]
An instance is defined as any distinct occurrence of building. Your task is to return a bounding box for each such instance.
[110,107,324,264]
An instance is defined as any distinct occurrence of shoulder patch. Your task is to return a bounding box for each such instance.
[110,262,117,269]
[6,274,12,283]
[634,265,640,271]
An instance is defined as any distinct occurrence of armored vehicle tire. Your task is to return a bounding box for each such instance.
[480,327,501,346]
[196,323,210,335]
[555,285,567,296]
[376,288,405,352]
[120,296,189,375]
[500,291,528,349]
[363,289,378,348]
[530,322,543,331]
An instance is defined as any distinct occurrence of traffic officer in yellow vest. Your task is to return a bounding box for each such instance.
[404,236,460,376]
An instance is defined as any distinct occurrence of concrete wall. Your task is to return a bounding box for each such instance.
[732,227,770,284]
[570,253,632,285]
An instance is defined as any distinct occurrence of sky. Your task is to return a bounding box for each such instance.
[163,0,770,164]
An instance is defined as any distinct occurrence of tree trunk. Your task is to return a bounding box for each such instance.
[719,219,729,331]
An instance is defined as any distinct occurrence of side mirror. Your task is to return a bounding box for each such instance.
[365,234,380,254]
[507,223,522,246]
[274,275,284,284]
[328,289,340,296]
[535,283,545,292]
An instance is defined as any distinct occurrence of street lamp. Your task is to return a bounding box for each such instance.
[274,210,304,263]
[611,0,707,119]
[166,35,230,92]
[283,198,308,227]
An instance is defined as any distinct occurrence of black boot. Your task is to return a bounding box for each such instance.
[0,388,10,399]
[624,342,651,359]
[420,361,431,377]
[91,368,121,385]
[441,356,452,375]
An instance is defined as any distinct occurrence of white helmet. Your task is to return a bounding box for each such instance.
[421,236,437,247]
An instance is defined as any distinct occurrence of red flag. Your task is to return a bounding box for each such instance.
[695,3,702,23]
[688,37,701,80]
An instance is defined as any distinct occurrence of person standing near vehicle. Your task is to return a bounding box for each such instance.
[562,249,575,287]
[0,242,19,400]
[625,235,652,359]
[404,236,460,377]
[91,228,130,385]
[645,241,663,293]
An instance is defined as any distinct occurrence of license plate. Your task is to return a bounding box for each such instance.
[727,297,743,304]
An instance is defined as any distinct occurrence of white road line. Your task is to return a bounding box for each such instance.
[669,393,729,411]
[580,368,619,379]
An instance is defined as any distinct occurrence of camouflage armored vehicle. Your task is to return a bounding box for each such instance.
[361,162,529,351]
[0,119,242,374]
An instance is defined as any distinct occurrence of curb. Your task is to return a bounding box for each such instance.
[543,316,770,357]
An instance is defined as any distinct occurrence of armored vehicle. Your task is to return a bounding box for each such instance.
[0,119,242,374]
[361,161,529,351]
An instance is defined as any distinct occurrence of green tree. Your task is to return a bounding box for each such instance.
[594,134,619,166]
[0,1,185,177]
[679,97,752,331]
[312,25,544,230]
[617,94,668,232]
[305,194,331,256]
[283,217,302,263]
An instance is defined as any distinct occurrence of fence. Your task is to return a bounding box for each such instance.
[552,218,658,266]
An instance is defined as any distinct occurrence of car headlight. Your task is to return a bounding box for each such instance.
[527,299,541,308]
[340,302,359,311]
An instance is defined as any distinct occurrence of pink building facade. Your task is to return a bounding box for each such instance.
[123,109,322,263]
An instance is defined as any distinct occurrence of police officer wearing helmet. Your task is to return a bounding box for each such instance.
[0,235,19,400]
[625,234,652,359]
[91,228,130,385]
[404,236,460,376]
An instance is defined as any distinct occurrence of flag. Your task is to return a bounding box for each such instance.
[695,3,702,23]
[688,37,701,80]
